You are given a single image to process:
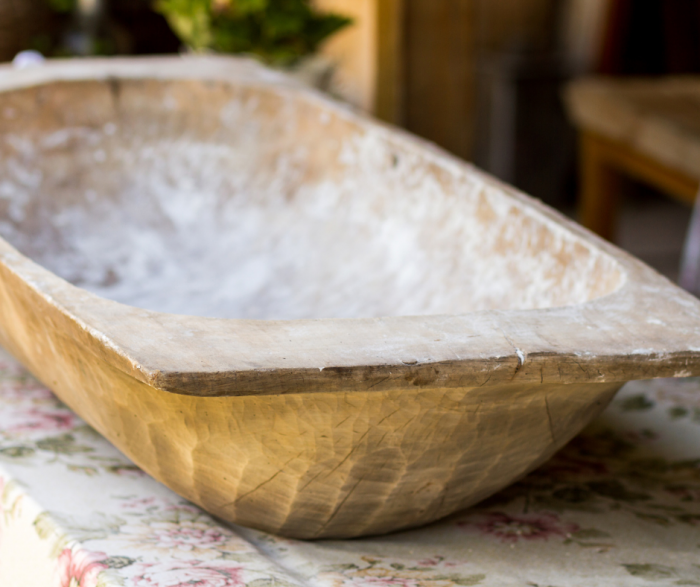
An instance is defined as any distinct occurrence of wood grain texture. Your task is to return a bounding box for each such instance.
[0,57,700,538]
[0,272,622,538]
[403,0,476,159]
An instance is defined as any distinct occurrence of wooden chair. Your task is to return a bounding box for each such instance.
[564,76,700,291]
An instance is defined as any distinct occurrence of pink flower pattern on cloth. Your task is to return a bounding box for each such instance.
[116,517,251,561]
[0,347,699,586]
[131,561,243,587]
[9,406,78,435]
[56,548,108,587]
[458,512,579,543]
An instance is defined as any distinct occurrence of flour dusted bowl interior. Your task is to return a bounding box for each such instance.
[0,77,623,319]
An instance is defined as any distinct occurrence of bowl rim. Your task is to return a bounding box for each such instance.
[2,55,700,397]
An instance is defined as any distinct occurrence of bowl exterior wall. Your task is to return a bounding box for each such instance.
[0,258,622,537]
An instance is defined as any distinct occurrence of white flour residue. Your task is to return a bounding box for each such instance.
[0,79,624,320]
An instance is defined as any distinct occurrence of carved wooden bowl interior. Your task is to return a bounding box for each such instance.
[0,57,699,539]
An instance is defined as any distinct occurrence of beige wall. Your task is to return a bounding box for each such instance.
[315,0,403,122]
[315,0,379,112]
[403,0,476,160]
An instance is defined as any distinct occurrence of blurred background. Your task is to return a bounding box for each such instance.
[2,0,700,282]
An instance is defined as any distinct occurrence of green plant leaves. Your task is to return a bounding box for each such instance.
[45,0,75,13]
[156,0,214,51]
[156,0,352,64]
[226,0,270,16]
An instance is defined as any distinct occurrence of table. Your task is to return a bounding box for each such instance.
[564,77,700,241]
[0,346,699,586]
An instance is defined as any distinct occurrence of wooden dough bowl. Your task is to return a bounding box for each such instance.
[1,57,700,539]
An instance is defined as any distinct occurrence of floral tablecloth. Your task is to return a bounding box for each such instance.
[0,347,698,587]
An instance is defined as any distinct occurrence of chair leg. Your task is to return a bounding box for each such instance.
[578,132,624,241]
